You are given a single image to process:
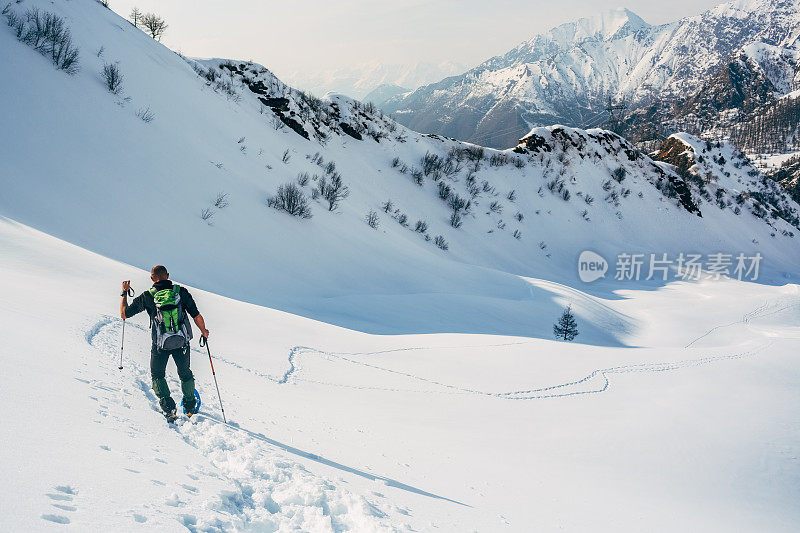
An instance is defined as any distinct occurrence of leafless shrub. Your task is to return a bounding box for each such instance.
[8,8,80,74]
[316,173,350,211]
[433,235,449,251]
[213,192,229,209]
[366,210,379,228]
[200,207,214,224]
[135,106,155,123]
[267,183,312,218]
[102,62,123,94]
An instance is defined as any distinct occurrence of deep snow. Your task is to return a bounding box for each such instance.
[2,205,800,532]
[2,1,800,531]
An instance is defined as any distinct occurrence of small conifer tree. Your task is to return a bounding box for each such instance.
[553,305,579,341]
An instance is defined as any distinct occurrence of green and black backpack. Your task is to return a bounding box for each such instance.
[149,284,193,350]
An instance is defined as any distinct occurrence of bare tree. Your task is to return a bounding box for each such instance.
[129,7,142,27]
[140,13,168,41]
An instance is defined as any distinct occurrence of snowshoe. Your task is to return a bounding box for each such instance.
[165,409,178,424]
[182,389,201,417]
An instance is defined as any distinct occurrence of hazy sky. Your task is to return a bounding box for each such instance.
[111,0,724,78]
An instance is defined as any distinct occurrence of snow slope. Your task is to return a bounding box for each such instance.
[2,2,800,530]
[3,196,800,532]
[2,0,800,345]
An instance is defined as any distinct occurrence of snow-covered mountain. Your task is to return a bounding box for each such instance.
[279,60,467,101]
[3,1,800,530]
[2,0,800,338]
[383,0,800,148]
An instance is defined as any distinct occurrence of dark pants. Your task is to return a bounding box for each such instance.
[150,345,195,413]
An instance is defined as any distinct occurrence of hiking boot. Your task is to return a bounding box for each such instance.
[159,396,177,414]
[183,397,197,416]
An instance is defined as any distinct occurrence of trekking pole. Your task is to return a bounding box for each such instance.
[119,286,134,370]
[200,336,227,423]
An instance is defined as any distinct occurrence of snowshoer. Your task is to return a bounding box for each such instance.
[120,265,210,420]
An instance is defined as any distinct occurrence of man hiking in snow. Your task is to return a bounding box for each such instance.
[120,265,210,420]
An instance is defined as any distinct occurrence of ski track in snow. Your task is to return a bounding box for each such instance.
[84,318,425,532]
[684,298,800,348]
[92,295,779,404]
[79,295,790,529]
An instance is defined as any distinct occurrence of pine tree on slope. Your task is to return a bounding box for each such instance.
[553,306,579,341]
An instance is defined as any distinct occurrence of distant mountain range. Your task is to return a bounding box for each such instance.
[381,0,800,149]
[279,60,467,101]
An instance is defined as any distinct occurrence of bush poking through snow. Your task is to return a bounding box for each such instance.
[4,7,80,74]
[553,306,579,341]
[612,167,627,183]
[382,200,393,213]
[213,192,229,209]
[267,183,312,219]
[135,106,155,123]
[200,207,214,224]
[102,62,123,94]
[421,152,442,176]
[296,172,310,186]
[438,182,452,201]
[282,149,291,164]
[433,235,449,251]
[365,210,379,229]
[513,229,522,240]
[414,220,428,233]
[316,173,350,211]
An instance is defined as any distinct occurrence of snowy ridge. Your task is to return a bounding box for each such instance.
[280,60,468,101]
[2,0,800,343]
